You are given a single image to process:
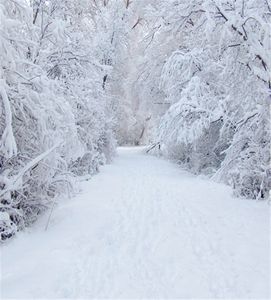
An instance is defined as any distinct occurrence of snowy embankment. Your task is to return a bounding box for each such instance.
[1,147,270,298]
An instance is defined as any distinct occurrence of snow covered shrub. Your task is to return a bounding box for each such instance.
[144,0,271,199]
[217,103,271,199]
[0,0,78,239]
[0,0,117,242]
[0,211,17,241]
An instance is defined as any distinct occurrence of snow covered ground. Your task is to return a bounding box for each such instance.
[1,147,270,299]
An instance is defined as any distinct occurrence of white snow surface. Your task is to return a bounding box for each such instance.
[1,147,270,299]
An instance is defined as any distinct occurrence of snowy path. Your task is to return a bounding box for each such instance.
[1,147,270,299]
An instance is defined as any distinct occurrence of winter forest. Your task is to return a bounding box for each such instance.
[0,0,270,298]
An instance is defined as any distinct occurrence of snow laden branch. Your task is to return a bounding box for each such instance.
[0,143,61,199]
[0,80,17,158]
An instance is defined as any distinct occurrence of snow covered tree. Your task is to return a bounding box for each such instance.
[143,0,270,199]
[0,0,117,242]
